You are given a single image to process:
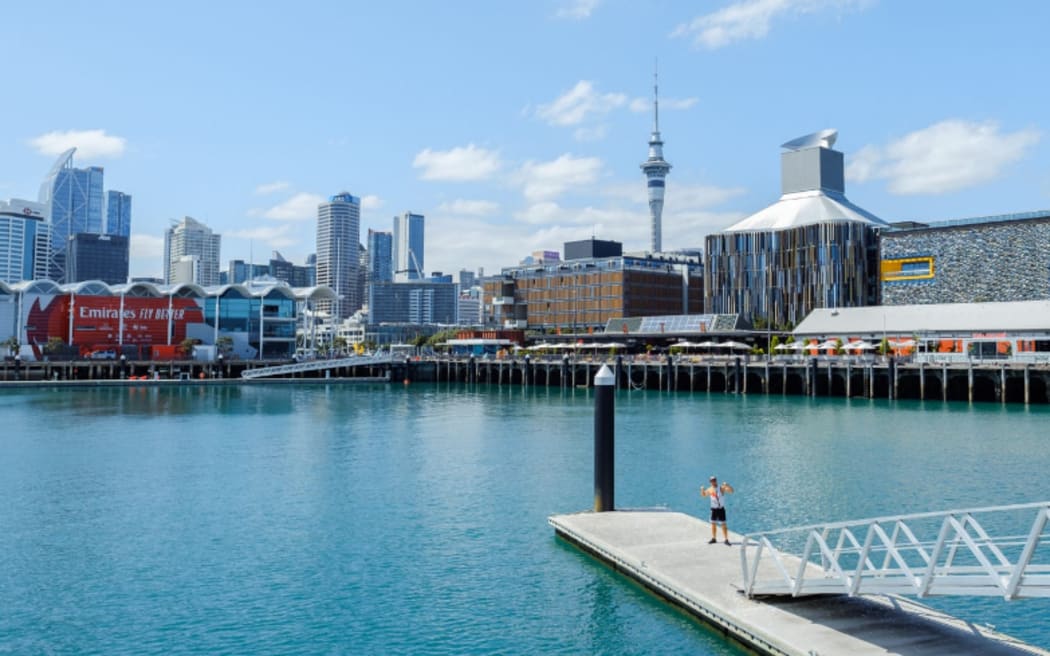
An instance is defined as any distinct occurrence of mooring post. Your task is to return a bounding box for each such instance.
[524,354,530,387]
[594,364,615,512]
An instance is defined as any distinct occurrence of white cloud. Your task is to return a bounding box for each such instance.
[262,192,326,220]
[130,234,164,260]
[255,181,291,195]
[436,199,500,216]
[228,224,297,248]
[628,97,699,113]
[29,129,127,159]
[846,119,1042,195]
[555,0,600,20]
[515,154,604,201]
[413,144,502,181]
[672,0,873,49]
[536,81,627,127]
[361,194,384,210]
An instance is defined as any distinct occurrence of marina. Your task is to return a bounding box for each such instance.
[550,510,1049,655]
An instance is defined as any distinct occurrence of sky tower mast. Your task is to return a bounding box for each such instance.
[640,64,672,253]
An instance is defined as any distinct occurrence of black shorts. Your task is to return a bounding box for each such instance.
[710,507,727,524]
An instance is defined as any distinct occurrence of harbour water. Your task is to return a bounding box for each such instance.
[1,383,1048,654]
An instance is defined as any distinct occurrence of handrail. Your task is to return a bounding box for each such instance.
[740,502,1050,600]
[241,354,392,379]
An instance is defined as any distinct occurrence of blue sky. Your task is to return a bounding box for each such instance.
[3,0,1049,281]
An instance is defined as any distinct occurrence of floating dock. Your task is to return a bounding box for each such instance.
[549,510,1049,656]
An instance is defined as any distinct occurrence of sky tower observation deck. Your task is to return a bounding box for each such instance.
[640,71,672,253]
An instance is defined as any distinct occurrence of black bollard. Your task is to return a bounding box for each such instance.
[810,357,818,397]
[734,356,742,393]
[594,364,615,512]
[524,354,530,386]
[615,354,623,391]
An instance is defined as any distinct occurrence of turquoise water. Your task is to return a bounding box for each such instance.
[1,383,1048,654]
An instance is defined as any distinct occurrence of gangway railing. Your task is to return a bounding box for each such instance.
[241,354,392,379]
[740,501,1050,600]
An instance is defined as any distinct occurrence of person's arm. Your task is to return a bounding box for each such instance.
[721,482,734,494]
[700,485,710,498]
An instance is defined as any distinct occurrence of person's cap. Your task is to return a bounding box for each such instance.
[709,475,717,481]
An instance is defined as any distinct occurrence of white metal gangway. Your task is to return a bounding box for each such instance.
[240,354,392,379]
[740,501,1050,600]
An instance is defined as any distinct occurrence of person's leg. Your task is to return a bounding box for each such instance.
[709,522,717,543]
[722,522,731,544]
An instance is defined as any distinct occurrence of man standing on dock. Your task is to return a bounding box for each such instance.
[701,476,734,545]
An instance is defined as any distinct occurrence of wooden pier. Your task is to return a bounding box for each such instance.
[550,510,1049,656]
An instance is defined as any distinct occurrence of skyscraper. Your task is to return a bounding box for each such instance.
[38,148,105,281]
[640,70,671,254]
[0,199,50,284]
[367,229,393,284]
[393,212,424,282]
[316,192,361,320]
[106,190,132,237]
[164,216,222,285]
[68,233,129,284]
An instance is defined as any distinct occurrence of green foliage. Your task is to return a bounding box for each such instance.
[2,336,18,355]
[878,337,890,356]
[834,337,844,355]
[44,337,65,354]
[770,335,781,352]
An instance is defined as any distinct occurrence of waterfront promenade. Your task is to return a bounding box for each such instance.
[551,510,1050,656]
[5,354,1050,403]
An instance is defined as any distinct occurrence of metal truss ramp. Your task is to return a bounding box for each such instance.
[240,354,392,379]
[741,502,1050,600]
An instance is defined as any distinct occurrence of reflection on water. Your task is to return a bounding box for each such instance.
[1,383,1048,654]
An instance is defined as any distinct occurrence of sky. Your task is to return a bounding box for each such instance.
[3,0,1050,282]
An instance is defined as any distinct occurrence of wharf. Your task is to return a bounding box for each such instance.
[549,510,1048,656]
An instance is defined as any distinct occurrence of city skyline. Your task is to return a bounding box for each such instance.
[2,1,1049,281]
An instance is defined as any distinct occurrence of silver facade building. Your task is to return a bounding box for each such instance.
[704,130,887,328]
[640,72,671,254]
[164,216,222,286]
[316,192,361,319]
[393,212,424,282]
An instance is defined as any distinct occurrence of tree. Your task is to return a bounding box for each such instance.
[834,338,844,355]
[770,335,781,353]
[878,337,890,356]
[44,337,65,355]
[178,338,197,358]
[215,336,233,356]
[2,336,18,355]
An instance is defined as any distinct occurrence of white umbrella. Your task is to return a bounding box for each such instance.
[847,340,875,351]
[720,340,751,350]
[773,343,794,351]
[695,340,720,348]
[815,339,839,350]
[893,338,916,348]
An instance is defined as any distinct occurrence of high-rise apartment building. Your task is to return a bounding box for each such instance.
[38,148,105,281]
[164,216,222,285]
[106,190,132,237]
[0,199,50,284]
[316,192,361,319]
[392,212,424,282]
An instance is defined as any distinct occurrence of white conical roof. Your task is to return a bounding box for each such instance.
[722,190,888,233]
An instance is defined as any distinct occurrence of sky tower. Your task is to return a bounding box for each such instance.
[640,68,672,253]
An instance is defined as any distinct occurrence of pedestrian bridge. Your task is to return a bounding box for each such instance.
[240,354,392,379]
[741,501,1050,600]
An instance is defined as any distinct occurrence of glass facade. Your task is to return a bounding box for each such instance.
[106,190,132,237]
[68,233,129,284]
[367,229,393,284]
[392,212,424,282]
